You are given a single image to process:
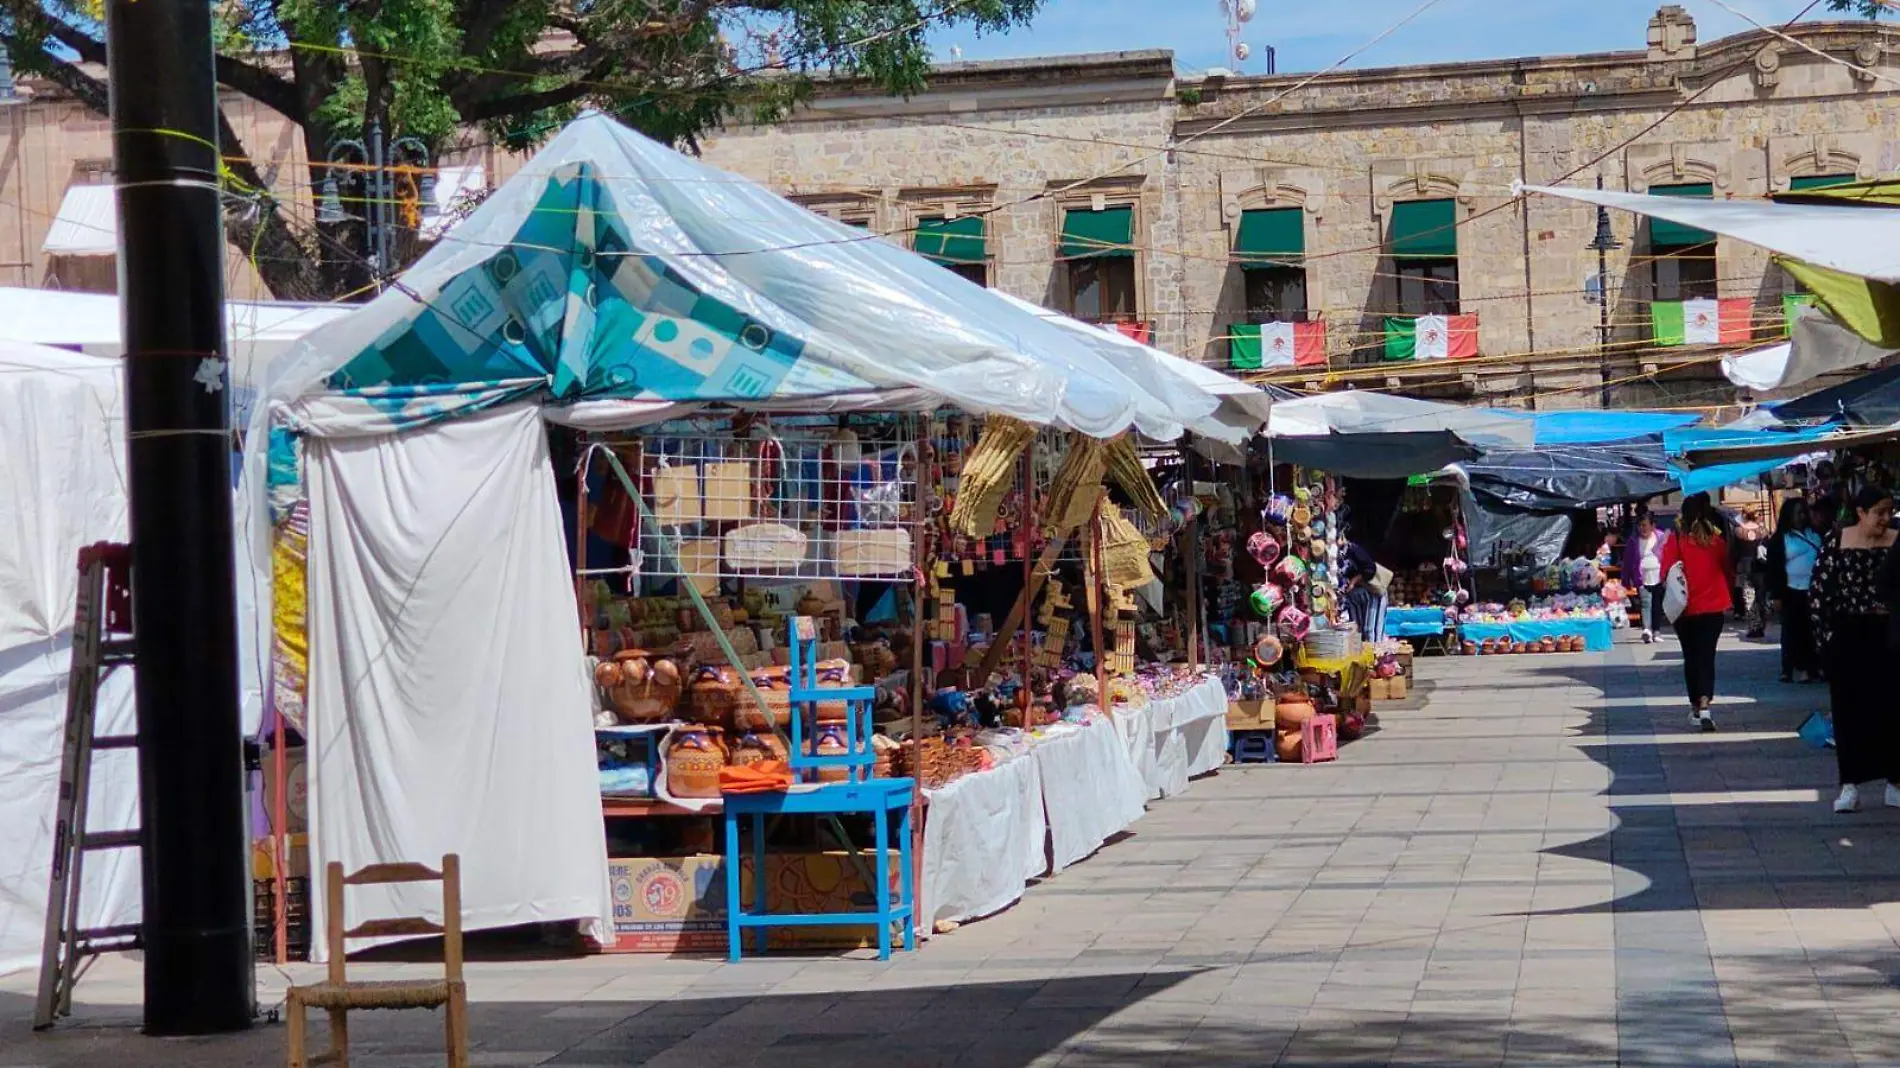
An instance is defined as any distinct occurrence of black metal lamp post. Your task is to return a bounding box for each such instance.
[318,119,436,285]
[1586,174,1624,408]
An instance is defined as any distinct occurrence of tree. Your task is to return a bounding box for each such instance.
[1825,0,1889,17]
[0,0,1043,299]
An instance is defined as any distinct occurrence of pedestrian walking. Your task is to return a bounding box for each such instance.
[1764,498,1822,682]
[1624,512,1669,642]
[1733,508,1769,638]
[1809,485,1900,813]
[1660,493,1733,732]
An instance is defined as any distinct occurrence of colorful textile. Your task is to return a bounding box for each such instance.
[270,500,309,733]
[1384,314,1477,361]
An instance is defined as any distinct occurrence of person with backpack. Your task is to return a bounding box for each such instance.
[1660,493,1734,732]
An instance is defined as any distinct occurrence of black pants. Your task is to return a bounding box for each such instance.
[1824,615,1900,785]
[1673,612,1724,708]
[1780,589,1817,677]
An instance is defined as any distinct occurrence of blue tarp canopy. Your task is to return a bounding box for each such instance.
[1661,425,1837,490]
[1512,410,1703,445]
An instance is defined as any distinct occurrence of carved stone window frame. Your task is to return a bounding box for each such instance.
[1768,135,1876,194]
[899,183,999,281]
[1047,174,1149,321]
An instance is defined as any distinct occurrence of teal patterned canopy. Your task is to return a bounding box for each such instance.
[329,163,823,403]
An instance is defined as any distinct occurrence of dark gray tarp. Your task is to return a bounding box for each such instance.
[1771,363,1900,427]
[1460,440,1677,513]
[1460,486,1571,569]
[1261,430,1479,479]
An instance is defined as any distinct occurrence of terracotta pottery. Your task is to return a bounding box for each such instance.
[605,650,683,724]
[664,725,727,799]
[1274,728,1303,762]
[736,666,792,730]
[1274,695,1317,731]
[686,664,743,728]
[729,729,788,770]
[1462,641,1479,656]
[810,720,853,783]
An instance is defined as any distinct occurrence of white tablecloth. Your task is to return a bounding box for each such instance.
[1034,718,1148,872]
[920,753,1046,928]
[1113,677,1229,800]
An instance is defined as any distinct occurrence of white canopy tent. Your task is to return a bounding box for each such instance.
[0,341,138,977]
[1719,304,1898,392]
[1263,390,1537,448]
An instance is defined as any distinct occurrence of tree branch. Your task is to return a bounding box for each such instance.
[30,48,107,113]
[455,59,618,122]
[215,54,304,122]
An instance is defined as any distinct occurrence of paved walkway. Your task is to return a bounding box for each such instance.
[6,628,1900,1067]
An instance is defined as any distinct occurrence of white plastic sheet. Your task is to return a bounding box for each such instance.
[1522,184,1900,283]
[0,343,138,976]
[263,112,1210,442]
[1721,305,1898,392]
[1267,391,1536,448]
[303,404,613,955]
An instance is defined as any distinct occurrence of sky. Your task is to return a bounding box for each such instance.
[926,0,1835,76]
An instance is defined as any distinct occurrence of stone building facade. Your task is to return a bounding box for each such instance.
[697,8,1900,408]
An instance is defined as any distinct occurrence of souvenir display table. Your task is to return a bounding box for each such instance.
[1383,605,1451,640]
[1112,675,1228,800]
[1456,615,1613,653]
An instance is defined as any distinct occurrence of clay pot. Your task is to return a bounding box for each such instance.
[686,664,743,728]
[1539,637,1556,653]
[1462,641,1479,656]
[810,720,853,783]
[1275,728,1302,762]
[736,666,792,731]
[1274,695,1317,731]
[604,650,683,724]
[664,725,727,799]
[798,593,826,617]
[729,729,788,770]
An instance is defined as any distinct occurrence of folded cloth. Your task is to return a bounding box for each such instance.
[720,760,795,794]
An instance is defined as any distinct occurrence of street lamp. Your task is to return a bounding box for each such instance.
[320,118,434,286]
[1585,174,1624,408]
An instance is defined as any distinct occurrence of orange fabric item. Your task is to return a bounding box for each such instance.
[719,760,795,794]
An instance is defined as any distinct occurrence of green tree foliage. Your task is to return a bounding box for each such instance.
[1825,0,1889,18]
[0,0,1042,298]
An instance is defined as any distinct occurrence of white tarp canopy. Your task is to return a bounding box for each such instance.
[1521,184,1900,283]
[42,185,116,256]
[0,341,138,977]
[1264,390,1536,448]
[1720,304,1899,392]
[262,111,1216,444]
[989,291,1271,446]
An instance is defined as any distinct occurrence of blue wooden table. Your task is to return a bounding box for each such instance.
[721,778,918,961]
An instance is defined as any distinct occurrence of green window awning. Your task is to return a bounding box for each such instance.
[914,215,986,265]
[1389,199,1456,260]
[1059,206,1134,259]
[1649,183,1715,248]
[1235,207,1304,267]
[1790,174,1856,192]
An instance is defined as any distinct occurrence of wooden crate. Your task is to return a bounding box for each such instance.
[1226,699,1272,731]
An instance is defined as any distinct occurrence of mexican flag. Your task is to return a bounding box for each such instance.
[1231,321,1325,370]
[1383,314,1478,361]
[1652,298,1752,345]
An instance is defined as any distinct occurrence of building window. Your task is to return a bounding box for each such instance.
[1244,267,1308,323]
[1388,199,1459,315]
[1235,207,1308,322]
[913,215,988,287]
[1648,183,1717,302]
[1059,205,1138,323]
[1789,174,1856,193]
[1395,261,1460,315]
[1068,258,1137,321]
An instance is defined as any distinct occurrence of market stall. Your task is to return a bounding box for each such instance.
[244,112,1267,960]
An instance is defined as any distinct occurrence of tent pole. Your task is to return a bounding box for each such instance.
[1184,444,1202,673]
[1088,495,1109,712]
[1018,448,1034,721]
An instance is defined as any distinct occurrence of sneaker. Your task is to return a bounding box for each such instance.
[1642,630,1654,643]
[1698,711,1716,733]
[1835,784,1861,813]
[1886,784,1900,809]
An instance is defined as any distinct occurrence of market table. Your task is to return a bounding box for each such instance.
[1458,614,1613,653]
[1110,676,1226,800]
[1383,606,1450,639]
[1033,717,1148,872]
[919,751,1047,929]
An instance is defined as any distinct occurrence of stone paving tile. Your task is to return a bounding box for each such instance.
[6,628,1900,1068]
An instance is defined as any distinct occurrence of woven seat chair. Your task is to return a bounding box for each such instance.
[286,854,467,1068]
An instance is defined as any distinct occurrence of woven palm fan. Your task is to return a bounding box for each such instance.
[1098,506,1156,588]
[1103,434,1167,520]
[949,416,1035,537]
[1043,434,1110,534]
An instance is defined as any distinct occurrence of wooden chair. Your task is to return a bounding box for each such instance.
[286,854,467,1068]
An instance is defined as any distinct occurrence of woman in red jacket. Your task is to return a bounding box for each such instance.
[1660,493,1735,732]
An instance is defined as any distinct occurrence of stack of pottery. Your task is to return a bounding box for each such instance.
[664,725,727,798]
[810,720,853,783]
[1274,691,1317,762]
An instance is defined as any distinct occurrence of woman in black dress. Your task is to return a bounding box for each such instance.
[1809,485,1900,813]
